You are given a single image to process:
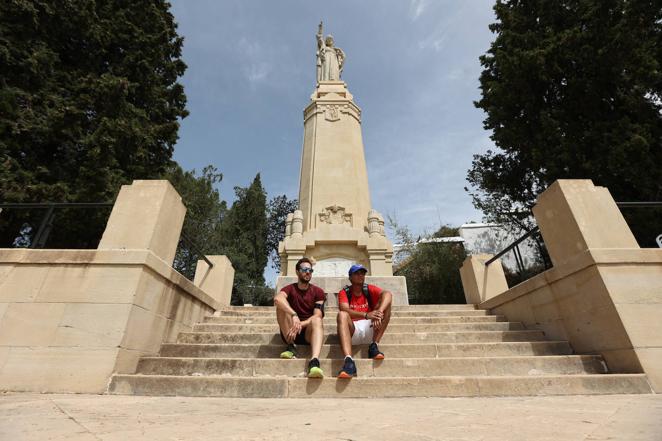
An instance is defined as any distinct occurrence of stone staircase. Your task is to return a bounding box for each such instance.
[108,305,652,397]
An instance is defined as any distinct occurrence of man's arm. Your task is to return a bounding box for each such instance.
[274,290,301,338]
[274,290,297,316]
[339,301,371,320]
[371,289,393,331]
[300,300,324,326]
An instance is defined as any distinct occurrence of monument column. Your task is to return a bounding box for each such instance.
[299,81,371,232]
[277,24,407,304]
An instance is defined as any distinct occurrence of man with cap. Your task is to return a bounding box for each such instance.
[274,257,325,378]
[335,263,393,378]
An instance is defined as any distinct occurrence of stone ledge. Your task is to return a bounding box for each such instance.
[0,248,220,311]
[480,248,662,310]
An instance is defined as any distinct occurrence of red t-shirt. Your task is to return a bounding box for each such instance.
[281,283,325,320]
[337,284,383,321]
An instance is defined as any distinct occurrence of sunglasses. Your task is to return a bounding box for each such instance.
[298,268,314,274]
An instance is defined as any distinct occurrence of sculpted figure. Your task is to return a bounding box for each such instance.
[316,21,345,82]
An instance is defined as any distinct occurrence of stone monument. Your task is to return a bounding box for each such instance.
[277,23,407,304]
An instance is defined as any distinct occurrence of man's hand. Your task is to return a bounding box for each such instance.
[287,315,302,341]
[367,310,384,331]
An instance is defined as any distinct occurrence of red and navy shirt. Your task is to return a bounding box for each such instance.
[337,284,382,321]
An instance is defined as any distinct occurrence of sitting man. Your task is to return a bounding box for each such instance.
[336,264,393,378]
[273,257,326,378]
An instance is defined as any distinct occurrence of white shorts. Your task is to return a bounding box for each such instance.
[351,319,374,345]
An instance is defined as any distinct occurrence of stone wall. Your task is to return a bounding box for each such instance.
[0,180,234,393]
[460,180,662,392]
[0,249,219,393]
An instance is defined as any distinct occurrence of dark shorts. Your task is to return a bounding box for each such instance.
[280,330,309,345]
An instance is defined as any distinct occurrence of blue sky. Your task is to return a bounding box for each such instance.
[169,0,497,240]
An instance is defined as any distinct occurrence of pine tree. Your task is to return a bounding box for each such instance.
[468,0,662,245]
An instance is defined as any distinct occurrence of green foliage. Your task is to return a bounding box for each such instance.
[468,0,662,244]
[166,164,226,279]
[390,218,467,305]
[219,174,268,305]
[266,195,298,271]
[0,0,187,247]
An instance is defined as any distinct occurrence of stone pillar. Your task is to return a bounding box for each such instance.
[285,213,293,238]
[291,210,304,238]
[193,256,235,307]
[533,179,639,266]
[368,210,381,237]
[98,180,186,266]
[460,254,509,304]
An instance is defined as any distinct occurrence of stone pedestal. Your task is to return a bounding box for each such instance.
[278,82,399,292]
[459,254,508,304]
[99,180,185,266]
[532,180,638,267]
[193,255,235,307]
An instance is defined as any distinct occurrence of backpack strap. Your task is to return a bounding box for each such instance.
[362,283,372,310]
[343,284,373,311]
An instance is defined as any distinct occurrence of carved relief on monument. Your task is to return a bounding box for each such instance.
[318,205,353,227]
[304,102,361,124]
[324,105,340,122]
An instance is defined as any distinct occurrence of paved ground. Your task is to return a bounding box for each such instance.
[1,392,661,440]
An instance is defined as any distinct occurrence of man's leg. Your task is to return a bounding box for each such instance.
[336,311,358,378]
[304,315,324,359]
[276,307,295,343]
[336,310,355,357]
[373,292,392,343]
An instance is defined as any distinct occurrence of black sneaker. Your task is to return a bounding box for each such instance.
[280,343,298,359]
[337,356,357,378]
[307,358,324,378]
[368,342,384,359]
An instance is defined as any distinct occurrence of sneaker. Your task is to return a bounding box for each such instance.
[280,344,298,359]
[368,342,385,359]
[307,358,324,378]
[337,356,357,379]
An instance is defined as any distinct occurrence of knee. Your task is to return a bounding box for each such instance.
[337,310,349,325]
[311,315,323,327]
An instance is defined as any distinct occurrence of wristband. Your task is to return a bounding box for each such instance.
[364,312,368,319]
[291,312,297,317]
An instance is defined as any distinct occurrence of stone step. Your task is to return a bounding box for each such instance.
[192,322,525,333]
[203,315,507,325]
[160,341,573,359]
[108,374,652,398]
[219,304,478,311]
[135,355,608,377]
[215,310,490,317]
[177,330,546,345]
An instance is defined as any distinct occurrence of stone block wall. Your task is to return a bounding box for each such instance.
[461,180,662,392]
[0,249,219,393]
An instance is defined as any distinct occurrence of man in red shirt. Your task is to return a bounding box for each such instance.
[336,264,393,378]
[274,257,326,378]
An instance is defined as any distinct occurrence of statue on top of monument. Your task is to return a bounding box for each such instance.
[316,21,345,82]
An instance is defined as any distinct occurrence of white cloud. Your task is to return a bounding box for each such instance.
[409,0,429,20]
[236,38,272,85]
